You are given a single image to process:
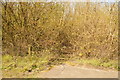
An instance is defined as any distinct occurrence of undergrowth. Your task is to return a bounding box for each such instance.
[2,52,54,78]
[2,53,118,78]
[67,58,118,70]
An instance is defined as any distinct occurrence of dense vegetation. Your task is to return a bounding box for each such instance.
[1,2,118,77]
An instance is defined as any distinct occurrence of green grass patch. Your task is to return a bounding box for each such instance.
[2,52,54,78]
[74,58,118,70]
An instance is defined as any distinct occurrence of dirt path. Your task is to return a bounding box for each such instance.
[39,64,118,78]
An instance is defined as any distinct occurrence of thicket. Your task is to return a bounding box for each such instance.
[2,2,118,60]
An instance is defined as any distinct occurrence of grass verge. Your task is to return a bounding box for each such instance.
[2,52,54,78]
[66,58,118,71]
[2,53,119,78]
